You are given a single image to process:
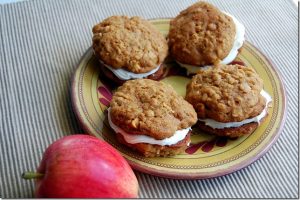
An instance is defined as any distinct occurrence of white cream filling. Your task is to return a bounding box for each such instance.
[176,12,245,74]
[107,108,191,145]
[100,60,160,80]
[199,90,272,129]
[222,12,245,64]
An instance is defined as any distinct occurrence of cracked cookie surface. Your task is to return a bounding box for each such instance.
[168,2,236,66]
[110,79,197,140]
[93,16,168,73]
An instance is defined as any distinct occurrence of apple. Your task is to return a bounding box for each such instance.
[22,135,138,198]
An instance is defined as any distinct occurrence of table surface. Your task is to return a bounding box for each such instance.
[0,0,298,198]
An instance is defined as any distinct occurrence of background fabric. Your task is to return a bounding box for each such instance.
[0,0,298,198]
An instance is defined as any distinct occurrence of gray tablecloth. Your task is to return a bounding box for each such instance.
[0,0,298,198]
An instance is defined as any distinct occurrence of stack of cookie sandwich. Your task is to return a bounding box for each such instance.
[168,2,245,75]
[108,79,197,157]
[186,64,272,138]
[92,16,168,85]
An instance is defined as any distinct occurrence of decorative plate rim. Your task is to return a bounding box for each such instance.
[70,19,287,179]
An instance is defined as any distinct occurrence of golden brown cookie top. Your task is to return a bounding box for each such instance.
[186,64,266,122]
[92,16,168,73]
[168,2,236,66]
[110,79,197,140]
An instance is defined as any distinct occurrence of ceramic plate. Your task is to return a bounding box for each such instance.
[71,19,286,179]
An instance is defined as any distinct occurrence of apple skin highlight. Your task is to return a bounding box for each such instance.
[26,135,138,198]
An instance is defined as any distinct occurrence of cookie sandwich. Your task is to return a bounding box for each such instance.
[186,64,272,138]
[108,79,197,157]
[92,16,168,84]
[168,2,245,74]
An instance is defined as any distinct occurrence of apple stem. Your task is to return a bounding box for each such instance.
[22,172,44,180]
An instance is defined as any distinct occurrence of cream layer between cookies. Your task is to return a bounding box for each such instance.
[177,12,245,74]
[107,108,191,145]
[199,90,272,129]
[100,60,161,80]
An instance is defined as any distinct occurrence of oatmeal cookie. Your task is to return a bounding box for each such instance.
[110,79,197,140]
[186,64,266,122]
[93,16,168,73]
[168,2,236,66]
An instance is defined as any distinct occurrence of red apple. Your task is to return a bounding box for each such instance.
[22,135,138,198]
